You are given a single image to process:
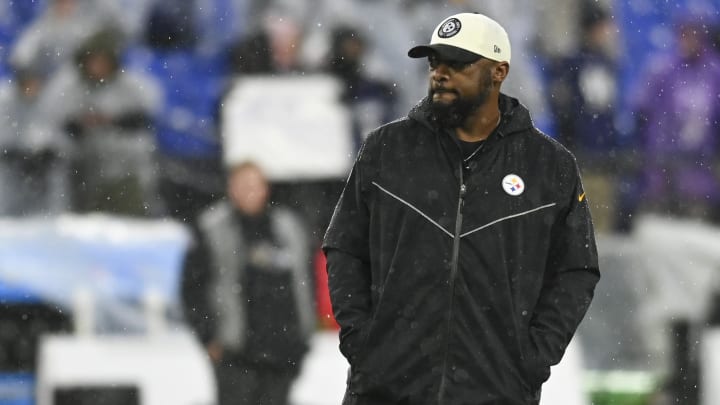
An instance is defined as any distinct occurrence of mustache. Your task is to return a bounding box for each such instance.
[430,86,458,95]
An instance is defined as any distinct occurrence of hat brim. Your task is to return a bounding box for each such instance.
[407,44,481,63]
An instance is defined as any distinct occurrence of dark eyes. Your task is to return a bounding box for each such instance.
[428,58,474,71]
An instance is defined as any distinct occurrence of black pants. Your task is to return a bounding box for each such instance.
[214,355,299,405]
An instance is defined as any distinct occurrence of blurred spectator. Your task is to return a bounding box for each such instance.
[181,161,314,405]
[261,10,307,73]
[324,24,398,151]
[226,8,308,75]
[226,4,308,74]
[0,67,71,216]
[144,1,198,50]
[548,2,619,156]
[546,2,622,232]
[9,0,123,81]
[296,0,414,109]
[630,11,720,224]
[133,1,227,227]
[227,30,274,75]
[38,28,164,216]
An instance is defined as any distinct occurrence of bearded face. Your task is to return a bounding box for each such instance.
[428,67,493,128]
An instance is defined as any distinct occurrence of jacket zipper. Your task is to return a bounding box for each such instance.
[438,165,466,405]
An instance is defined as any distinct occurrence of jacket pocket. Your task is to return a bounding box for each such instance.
[339,323,370,365]
[521,328,551,390]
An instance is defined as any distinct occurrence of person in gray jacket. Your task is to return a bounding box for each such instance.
[37,27,164,216]
[181,160,315,405]
[0,67,71,216]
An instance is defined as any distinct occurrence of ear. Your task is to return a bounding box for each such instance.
[493,62,510,83]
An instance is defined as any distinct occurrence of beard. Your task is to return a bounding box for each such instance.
[428,70,493,128]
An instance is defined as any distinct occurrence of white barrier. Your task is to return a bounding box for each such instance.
[35,330,216,405]
[701,329,720,405]
[540,338,589,405]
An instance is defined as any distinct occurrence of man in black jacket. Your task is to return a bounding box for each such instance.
[323,12,600,405]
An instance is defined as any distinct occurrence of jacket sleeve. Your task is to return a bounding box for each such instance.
[324,248,372,362]
[180,230,216,345]
[529,159,600,381]
[322,141,375,363]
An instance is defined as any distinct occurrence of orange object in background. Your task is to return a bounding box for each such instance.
[314,248,339,330]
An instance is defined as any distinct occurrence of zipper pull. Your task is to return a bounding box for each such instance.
[459,184,467,198]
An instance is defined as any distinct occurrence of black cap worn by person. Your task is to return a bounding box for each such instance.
[408,12,512,64]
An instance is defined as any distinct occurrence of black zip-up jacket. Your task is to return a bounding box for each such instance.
[323,94,600,405]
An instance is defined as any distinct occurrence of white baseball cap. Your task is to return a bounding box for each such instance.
[408,13,511,64]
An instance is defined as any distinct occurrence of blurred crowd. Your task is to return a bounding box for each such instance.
[0,0,719,236]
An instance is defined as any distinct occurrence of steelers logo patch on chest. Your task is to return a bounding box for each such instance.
[502,174,525,196]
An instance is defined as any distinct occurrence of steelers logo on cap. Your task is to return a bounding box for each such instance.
[438,18,462,38]
[502,174,525,196]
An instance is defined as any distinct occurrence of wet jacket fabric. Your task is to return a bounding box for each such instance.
[323,93,600,405]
